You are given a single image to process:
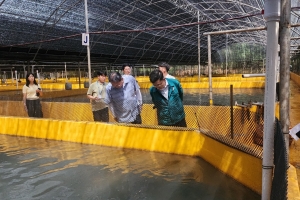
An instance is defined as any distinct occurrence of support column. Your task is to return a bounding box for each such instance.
[207,34,213,105]
[262,1,280,199]
[84,0,92,85]
[197,11,201,82]
[279,0,291,157]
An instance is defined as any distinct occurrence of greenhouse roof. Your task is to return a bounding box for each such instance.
[0,0,300,69]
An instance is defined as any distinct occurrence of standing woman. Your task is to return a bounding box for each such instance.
[22,73,43,118]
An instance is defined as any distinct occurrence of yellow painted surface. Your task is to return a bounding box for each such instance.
[1,75,265,91]
[136,75,265,83]
[289,72,300,199]
[288,165,300,200]
[0,115,262,194]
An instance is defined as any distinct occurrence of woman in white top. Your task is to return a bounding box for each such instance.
[22,73,43,118]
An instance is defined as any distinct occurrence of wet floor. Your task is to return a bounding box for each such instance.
[289,80,300,190]
[0,135,260,200]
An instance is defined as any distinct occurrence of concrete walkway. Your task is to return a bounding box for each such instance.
[289,80,300,192]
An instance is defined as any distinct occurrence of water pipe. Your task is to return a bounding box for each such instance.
[242,73,265,78]
[262,1,280,199]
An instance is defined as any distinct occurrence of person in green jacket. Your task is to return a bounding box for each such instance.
[149,69,186,127]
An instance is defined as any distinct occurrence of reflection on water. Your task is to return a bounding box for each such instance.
[0,135,260,200]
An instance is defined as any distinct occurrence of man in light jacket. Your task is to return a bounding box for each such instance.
[105,71,142,124]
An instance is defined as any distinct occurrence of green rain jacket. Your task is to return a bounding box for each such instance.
[150,78,185,125]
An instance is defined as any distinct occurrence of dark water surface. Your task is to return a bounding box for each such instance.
[0,135,260,200]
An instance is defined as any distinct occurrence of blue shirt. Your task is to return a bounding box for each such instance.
[105,75,142,123]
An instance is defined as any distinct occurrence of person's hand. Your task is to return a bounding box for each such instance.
[23,104,28,112]
[36,88,41,94]
[94,96,101,102]
[138,104,143,112]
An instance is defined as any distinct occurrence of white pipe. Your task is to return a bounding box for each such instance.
[242,73,266,78]
[11,70,13,84]
[15,70,18,89]
[23,65,26,79]
[225,34,228,77]
[207,34,213,105]
[203,26,266,36]
[262,0,280,200]
[197,11,201,82]
[36,70,40,85]
[84,0,92,85]
[65,62,68,80]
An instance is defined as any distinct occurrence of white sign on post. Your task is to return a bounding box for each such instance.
[82,33,89,46]
[290,123,300,141]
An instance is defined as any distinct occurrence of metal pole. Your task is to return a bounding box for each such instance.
[197,11,201,82]
[65,62,67,81]
[78,66,81,89]
[11,69,13,84]
[203,26,266,36]
[23,65,26,79]
[36,70,40,85]
[15,70,18,89]
[207,34,213,105]
[84,0,92,85]
[262,1,280,199]
[230,84,234,139]
[226,34,228,77]
[280,0,291,158]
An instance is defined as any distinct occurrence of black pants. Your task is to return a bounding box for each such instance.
[26,99,43,118]
[131,114,142,124]
[163,118,187,127]
[276,82,280,101]
[93,107,109,122]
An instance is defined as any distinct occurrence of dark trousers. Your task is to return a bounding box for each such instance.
[93,107,109,122]
[26,99,43,118]
[276,82,280,101]
[131,114,142,124]
[165,118,187,127]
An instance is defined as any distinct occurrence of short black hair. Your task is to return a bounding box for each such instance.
[96,71,106,76]
[108,71,122,82]
[157,62,170,72]
[149,69,164,83]
[122,63,131,71]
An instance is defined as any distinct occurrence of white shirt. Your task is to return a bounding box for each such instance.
[159,79,169,99]
[22,84,41,100]
[166,74,176,79]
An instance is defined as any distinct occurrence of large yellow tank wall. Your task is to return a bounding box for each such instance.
[0,115,262,194]
[1,75,265,90]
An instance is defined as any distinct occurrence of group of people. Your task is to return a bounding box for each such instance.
[22,62,187,127]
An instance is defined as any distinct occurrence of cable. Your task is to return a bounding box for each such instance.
[2,11,263,48]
